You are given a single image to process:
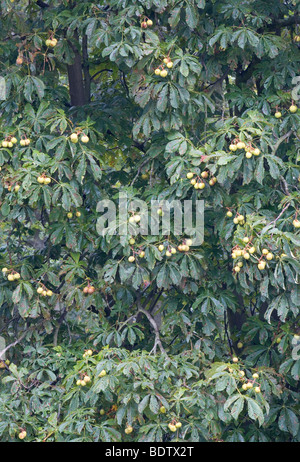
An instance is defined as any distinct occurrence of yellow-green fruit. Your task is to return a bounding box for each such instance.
[128,256,135,263]
[37,176,45,184]
[100,409,105,415]
[236,141,245,149]
[84,375,91,383]
[166,61,173,68]
[171,248,176,254]
[232,357,238,363]
[160,406,166,413]
[254,387,261,393]
[266,253,273,260]
[229,144,237,151]
[258,262,266,270]
[18,431,27,440]
[99,370,106,377]
[67,212,73,219]
[252,373,259,379]
[253,148,260,156]
[80,380,86,386]
[154,68,161,75]
[175,422,182,428]
[76,379,81,386]
[245,151,252,159]
[81,135,89,143]
[262,248,269,255]
[139,251,145,258]
[76,211,81,217]
[158,244,164,252]
[233,217,239,224]
[46,290,53,297]
[293,219,300,228]
[243,252,250,260]
[234,266,241,273]
[166,251,172,257]
[125,426,133,434]
[160,69,168,78]
[2,268,8,273]
[168,424,177,432]
[70,133,78,142]
[226,211,233,217]
[237,342,243,349]
[249,246,256,254]
[242,383,248,391]
[186,172,194,179]
[7,274,15,281]
[14,184,20,192]
[289,104,297,113]
[275,111,282,118]
[129,238,135,245]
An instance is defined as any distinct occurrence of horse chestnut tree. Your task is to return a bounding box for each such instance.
[0,0,299,443]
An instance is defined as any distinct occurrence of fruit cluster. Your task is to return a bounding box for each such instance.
[20,137,31,147]
[83,349,93,358]
[37,174,51,185]
[187,171,217,189]
[178,239,193,252]
[70,132,89,144]
[229,140,261,158]
[37,285,53,297]
[128,213,141,224]
[76,374,91,386]
[45,37,58,47]
[154,56,174,77]
[1,136,17,148]
[2,268,21,281]
[141,17,153,28]
[83,284,95,295]
[231,240,277,272]
[158,243,177,257]
[67,211,81,219]
[229,212,245,225]
[168,421,182,432]
[275,103,298,118]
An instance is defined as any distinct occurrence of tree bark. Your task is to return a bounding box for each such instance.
[67,30,88,107]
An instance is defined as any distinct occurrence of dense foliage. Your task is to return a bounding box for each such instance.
[0,0,299,442]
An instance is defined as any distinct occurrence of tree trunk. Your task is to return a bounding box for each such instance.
[67,30,89,107]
